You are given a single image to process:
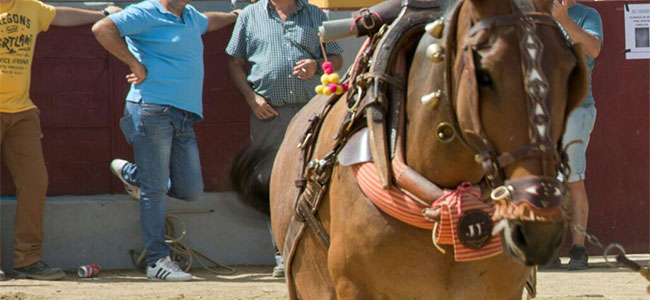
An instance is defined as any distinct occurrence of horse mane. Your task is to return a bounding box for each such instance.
[229,142,276,215]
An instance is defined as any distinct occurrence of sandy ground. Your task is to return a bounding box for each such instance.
[1,256,649,300]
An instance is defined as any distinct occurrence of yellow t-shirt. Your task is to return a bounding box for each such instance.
[0,0,55,113]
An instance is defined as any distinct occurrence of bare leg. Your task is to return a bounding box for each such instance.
[567,180,589,246]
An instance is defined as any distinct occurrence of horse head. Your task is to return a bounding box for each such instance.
[407,0,589,266]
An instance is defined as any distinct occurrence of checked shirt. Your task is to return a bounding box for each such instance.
[226,0,343,107]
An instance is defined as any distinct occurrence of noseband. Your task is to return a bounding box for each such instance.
[430,0,573,220]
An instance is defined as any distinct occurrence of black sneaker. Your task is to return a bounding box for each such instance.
[540,257,562,269]
[567,245,588,270]
[13,261,65,280]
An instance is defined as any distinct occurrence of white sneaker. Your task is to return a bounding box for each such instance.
[110,159,141,200]
[146,256,192,281]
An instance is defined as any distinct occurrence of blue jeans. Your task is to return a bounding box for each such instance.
[120,102,204,264]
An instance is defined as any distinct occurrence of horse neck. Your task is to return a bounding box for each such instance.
[403,110,484,188]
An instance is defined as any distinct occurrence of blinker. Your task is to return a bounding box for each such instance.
[426,43,445,63]
[425,18,444,39]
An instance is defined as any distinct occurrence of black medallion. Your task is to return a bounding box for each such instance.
[457,209,493,250]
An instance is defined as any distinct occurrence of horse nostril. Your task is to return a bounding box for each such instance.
[511,224,528,249]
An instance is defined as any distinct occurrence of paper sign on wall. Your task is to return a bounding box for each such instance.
[625,3,650,60]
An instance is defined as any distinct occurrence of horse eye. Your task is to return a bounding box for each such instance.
[476,69,493,87]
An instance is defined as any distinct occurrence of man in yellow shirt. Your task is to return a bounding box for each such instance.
[0,0,119,280]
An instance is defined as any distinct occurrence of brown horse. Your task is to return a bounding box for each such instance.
[261,0,589,298]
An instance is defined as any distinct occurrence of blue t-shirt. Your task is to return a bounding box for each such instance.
[109,0,209,118]
[568,4,603,107]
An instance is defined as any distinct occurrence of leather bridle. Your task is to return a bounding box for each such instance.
[439,0,575,217]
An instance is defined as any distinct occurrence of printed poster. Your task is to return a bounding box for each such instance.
[625,3,650,60]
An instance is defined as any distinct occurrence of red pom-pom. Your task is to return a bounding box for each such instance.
[328,83,338,93]
[342,83,349,92]
[322,61,333,71]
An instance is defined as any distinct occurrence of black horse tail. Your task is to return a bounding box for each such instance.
[229,142,276,215]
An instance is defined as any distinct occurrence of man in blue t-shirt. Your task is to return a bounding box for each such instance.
[91,0,237,281]
[552,0,603,270]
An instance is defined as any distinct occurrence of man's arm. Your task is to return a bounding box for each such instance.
[205,12,238,32]
[92,18,147,84]
[553,1,602,59]
[52,6,121,27]
[228,56,278,120]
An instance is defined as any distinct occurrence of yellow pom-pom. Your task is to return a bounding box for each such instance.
[328,73,340,84]
[320,74,330,85]
[335,85,343,95]
[324,88,332,95]
[315,85,324,94]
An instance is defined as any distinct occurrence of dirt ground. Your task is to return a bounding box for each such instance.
[1,259,649,300]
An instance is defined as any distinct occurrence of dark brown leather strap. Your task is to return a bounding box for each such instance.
[497,145,558,168]
[283,94,341,300]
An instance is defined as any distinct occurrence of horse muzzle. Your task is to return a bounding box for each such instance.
[491,176,567,266]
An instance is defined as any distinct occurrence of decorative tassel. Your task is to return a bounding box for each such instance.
[315,61,348,96]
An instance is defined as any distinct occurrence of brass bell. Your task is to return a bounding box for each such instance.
[421,90,443,110]
[426,43,445,63]
[425,18,444,39]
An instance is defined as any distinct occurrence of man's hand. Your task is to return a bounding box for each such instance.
[292,59,317,80]
[126,62,147,85]
[250,94,279,120]
[552,0,570,23]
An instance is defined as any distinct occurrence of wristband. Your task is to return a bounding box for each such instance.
[102,8,110,16]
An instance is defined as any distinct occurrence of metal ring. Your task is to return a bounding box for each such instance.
[490,185,511,201]
[360,12,376,30]
[348,86,363,113]
[603,243,626,267]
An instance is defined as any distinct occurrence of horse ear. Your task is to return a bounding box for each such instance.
[566,43,589,115]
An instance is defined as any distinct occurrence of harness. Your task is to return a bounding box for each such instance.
[281,0,576,298]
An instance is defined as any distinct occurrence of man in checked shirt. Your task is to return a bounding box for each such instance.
[226,0,342,278]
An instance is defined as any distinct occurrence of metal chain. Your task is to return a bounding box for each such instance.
[571,222,605,251]
[570,221,650,284]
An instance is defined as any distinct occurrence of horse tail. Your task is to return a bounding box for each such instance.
[229,142,276,215]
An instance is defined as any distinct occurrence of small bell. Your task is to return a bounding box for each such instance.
[426,43,445,63]
[421,90,444,110]
[425,18,444,39]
